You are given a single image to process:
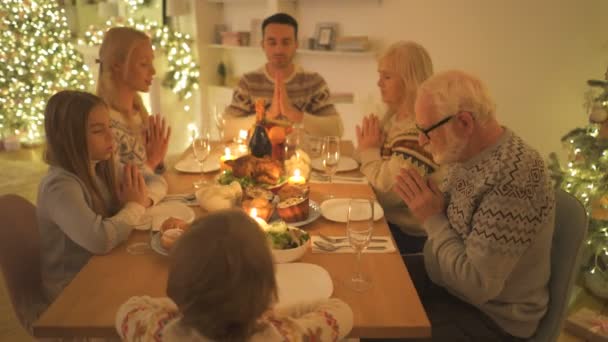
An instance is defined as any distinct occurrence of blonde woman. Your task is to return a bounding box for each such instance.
[116,210,354,341]
[37,90,147,306]
[97,27,169,206]
[356,41,439,253]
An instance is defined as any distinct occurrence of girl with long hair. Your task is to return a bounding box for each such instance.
[97,26,169,206]
[116,210,353,341]
[37,90,148,305]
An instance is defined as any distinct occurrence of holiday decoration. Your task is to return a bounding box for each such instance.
[0,0,94,143]
[80,1,199,112]
[549,69,608,299]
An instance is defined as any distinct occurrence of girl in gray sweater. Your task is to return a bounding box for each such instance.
[37,91,148,306]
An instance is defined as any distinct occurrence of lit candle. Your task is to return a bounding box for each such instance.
[238,129,248,142]
[249,208,268,230]
[220,147,234,171]
[288,168,306,185]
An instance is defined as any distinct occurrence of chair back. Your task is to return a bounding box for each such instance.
[531,189,588,342]
[0,194,45,333]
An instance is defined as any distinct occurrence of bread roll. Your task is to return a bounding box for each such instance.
[161,228,184,250]
[160,217,189,233]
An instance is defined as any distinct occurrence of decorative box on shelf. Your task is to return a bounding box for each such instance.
[335,36,370,52]
[221,31,250,46]
[564,308,608,342]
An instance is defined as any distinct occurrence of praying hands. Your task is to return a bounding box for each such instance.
[267,72,303,123]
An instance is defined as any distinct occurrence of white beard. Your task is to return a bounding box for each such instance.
[430,129,467,165]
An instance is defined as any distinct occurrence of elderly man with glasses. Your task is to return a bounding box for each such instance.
[394,70,555,341]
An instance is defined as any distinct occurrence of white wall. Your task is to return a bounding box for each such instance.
[196,0,608,159]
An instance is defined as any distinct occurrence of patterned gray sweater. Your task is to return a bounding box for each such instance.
[224,65,343,138]
[423,129,555,338]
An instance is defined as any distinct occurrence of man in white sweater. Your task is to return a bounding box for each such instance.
[394,70,555,340]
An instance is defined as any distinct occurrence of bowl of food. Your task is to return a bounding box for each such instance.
[265,221,310,263]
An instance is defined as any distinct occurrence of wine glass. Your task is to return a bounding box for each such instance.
[321,136,340,183]
[213,104,227,142]
[345,197,375,292]
[192,131,211,189]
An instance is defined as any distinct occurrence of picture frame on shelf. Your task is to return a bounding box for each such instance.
[213,24,229,44]
[314,22,338,50]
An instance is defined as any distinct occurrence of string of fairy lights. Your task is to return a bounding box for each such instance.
[550,100,608,286]
[0,0,93,142]
[80,5,199,113]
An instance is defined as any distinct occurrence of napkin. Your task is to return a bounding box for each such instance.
[196,181,242,212]
[311,235,395,254]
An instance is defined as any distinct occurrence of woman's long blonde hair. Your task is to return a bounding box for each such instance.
[167,210,278,342]
[44,91,118,216]
[97,27,150,123]
[378,41,433,122]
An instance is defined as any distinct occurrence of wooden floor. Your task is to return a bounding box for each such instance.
[0,145,605,341]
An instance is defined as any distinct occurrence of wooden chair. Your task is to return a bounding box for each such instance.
[531,189,588,342]
[0,194,46,333]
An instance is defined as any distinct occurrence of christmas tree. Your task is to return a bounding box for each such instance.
[0,0,93,143]
[549,73,608,299]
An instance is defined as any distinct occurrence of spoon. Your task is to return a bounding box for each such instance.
[314,240,385,252]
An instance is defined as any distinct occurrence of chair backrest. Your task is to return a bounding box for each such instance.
[0,194,45,333]
[531,189,588,342]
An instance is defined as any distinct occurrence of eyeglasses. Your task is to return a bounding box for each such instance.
[416,115,454,140]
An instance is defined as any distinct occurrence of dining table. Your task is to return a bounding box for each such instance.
[32,141,431,339]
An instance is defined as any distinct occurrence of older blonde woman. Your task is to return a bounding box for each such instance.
[356,41,440,253]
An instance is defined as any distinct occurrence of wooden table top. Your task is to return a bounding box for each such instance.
[33,143,431,339]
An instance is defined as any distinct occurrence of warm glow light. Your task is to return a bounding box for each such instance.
[288,168,306,185]
[224,147,231,159]
[249,208,268,230]
[238,129,248,141]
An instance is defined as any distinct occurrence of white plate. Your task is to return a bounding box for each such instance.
[269,200,321,227]
[275,263,333,310]
[145,202,196,231]
[311,156,359,173]
[150,232,168,256]
[320,198,384,223]
[174,154,221,173]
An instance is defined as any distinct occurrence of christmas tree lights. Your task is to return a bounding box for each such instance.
[550,78,608,299]
[0,0,94,143]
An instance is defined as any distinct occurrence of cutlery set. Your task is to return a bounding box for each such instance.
[314,233,389,252]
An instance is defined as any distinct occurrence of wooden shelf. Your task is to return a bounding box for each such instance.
[207,44,375,57]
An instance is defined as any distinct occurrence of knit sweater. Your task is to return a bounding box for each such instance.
[224,65,344,138]
[359,113,439,236]
[109,108,167,205]
[37,166,144,305]
[116,296,353,342]
[423,129,555,338]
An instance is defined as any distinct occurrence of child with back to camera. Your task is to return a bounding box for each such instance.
[37,90,147,310]
[97,26,169,206]
[116,209,354,341]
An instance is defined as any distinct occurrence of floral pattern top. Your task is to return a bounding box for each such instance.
[116,296,353,342]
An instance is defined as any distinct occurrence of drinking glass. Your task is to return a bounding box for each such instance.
[321,136,340,184]
[345,197,374,292]
[192,131,211,189]
[213,104,227,142]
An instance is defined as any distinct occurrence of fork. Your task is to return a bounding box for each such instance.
[314,241,386,252]
[319,233,388,244]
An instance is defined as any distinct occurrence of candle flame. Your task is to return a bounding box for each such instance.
[294,168,301,177]
[239,129,248,140]
[224,147,231,158]
[250,207,258,218]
